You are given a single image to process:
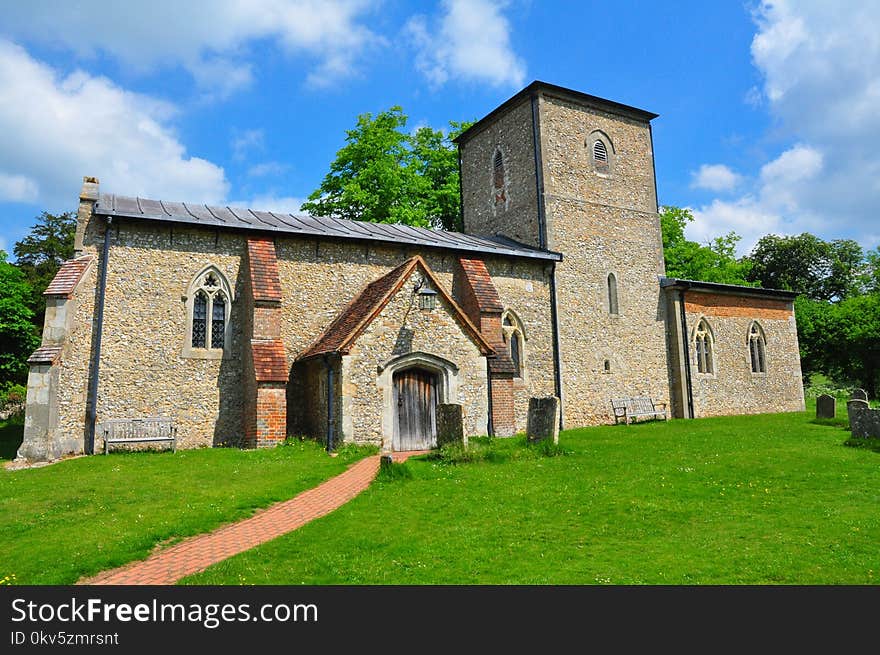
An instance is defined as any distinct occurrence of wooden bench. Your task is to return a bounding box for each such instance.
[101,417,177,454]
[611,396,668,425]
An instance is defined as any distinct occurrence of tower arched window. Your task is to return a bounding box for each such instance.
[501,310,526,378]
[593,140,608,164]
[694,319,714,375]
[588,130,614,173]
[748,322,766,373]
[607,273,619,315]
[493,148,506,207]
[185,266,233,358]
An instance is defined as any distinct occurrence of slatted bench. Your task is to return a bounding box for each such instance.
[101,417,177,454]
[611,396,668,425]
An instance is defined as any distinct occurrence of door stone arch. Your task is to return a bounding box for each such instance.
[377,352,461,451]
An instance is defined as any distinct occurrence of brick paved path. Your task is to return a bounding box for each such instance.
[80,451,426,585]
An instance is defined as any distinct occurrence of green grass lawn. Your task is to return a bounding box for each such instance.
[184,408,880,585]
[0,426,372,585]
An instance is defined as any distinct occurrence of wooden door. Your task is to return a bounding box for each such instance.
[393,368,438,451]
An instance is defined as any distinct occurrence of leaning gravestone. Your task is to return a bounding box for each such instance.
[847,400,880,439]
[527,396,560,445]
[851,388,868,402]
[846,399,870,434]
[816,394,836,419]
[436,404,466,448]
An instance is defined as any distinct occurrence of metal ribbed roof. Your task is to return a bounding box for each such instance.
[94,193,562,262]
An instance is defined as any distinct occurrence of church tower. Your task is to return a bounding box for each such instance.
[456,81,671,426]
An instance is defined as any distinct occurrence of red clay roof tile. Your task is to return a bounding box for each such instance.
[252,339,288,382]
[43,256,93,298]
[247,238,282,302]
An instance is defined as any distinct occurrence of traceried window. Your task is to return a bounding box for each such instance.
[748,321,766,373]
[607,273,619,315]
[493,148,506,207]
[501,310,526,378]
[694,319,714,375]
[186,266,233,357]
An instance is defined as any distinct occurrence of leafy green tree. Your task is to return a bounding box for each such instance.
[0,251,40,387]
[747,233,863,301]
[13,211,76,324]
[660,206,753,285]
[797,293,880,397]
[302,107,471,231]
[862,246,880,295]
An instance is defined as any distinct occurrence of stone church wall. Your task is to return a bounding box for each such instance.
[682,291,805,417]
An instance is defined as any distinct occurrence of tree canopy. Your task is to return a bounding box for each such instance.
[746,232,864,301]
[302,107,471,231]
[660,206,753,285]
[13,211,76,324]
[0,250,40,388]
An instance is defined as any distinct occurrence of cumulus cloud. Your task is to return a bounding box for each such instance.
[690,164,742,192]
[1,1,383,94]
[406,0,526,88]
[247,162,291,178]
[688,1,880,254]
[0,40,228,210]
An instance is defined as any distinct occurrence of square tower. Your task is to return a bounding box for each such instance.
[456,81,671,426]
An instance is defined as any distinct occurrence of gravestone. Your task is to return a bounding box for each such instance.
[851,388,868,402]
[527,396,560,444]
[436,403,466,448]
[847,400,880,439]
[816,394,836,419]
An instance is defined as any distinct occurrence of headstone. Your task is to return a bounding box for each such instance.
[848,400,880,439]
[851,388,868,402]
[436,404,466,448]
[816,394,836,419]
[527,396,560,444]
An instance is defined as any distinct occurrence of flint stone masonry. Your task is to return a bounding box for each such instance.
[848,400,880,439]
[816,394,836,419]
[680,291,804,417]
[22,81,808,461]
[851,389,868,402]
[527,396,560,444]
[436,404,466,447]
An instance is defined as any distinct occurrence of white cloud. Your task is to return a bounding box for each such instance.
[0,173,39,203]
[247,162,291,178]
[688,1,880,253]
[406,0,526,88]
[1,1,384,94]
[230,195,307,214]
[232,130,266,161]
[690,164,742,192]
[0,40,228,210]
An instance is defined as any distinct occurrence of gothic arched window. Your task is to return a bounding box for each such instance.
[185,266,233,357]
[501,310,526,378]
[694,318,714,375]
[748,321,767,373]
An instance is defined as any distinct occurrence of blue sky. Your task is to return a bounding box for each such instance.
[1,1,878,258]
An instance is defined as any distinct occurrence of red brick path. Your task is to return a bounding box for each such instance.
[80,451,426,585]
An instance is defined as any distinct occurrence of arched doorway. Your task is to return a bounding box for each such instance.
[393,367,438,451]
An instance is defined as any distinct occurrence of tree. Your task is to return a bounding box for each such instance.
[797,293,880,397]
[302,107,471,231]
[746,233,863,301]
[0,251,40,388]
[13,211,77,325]
[660,206,753,285]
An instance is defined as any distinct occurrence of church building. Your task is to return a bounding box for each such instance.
[18,81,805,462]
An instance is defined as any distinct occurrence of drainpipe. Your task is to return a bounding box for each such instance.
[86,215,112,454]
[549,262,564,430]
[325,355,335,452]
[530,92,547,250]
[679,289,694,419]
[485,357,495,437]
